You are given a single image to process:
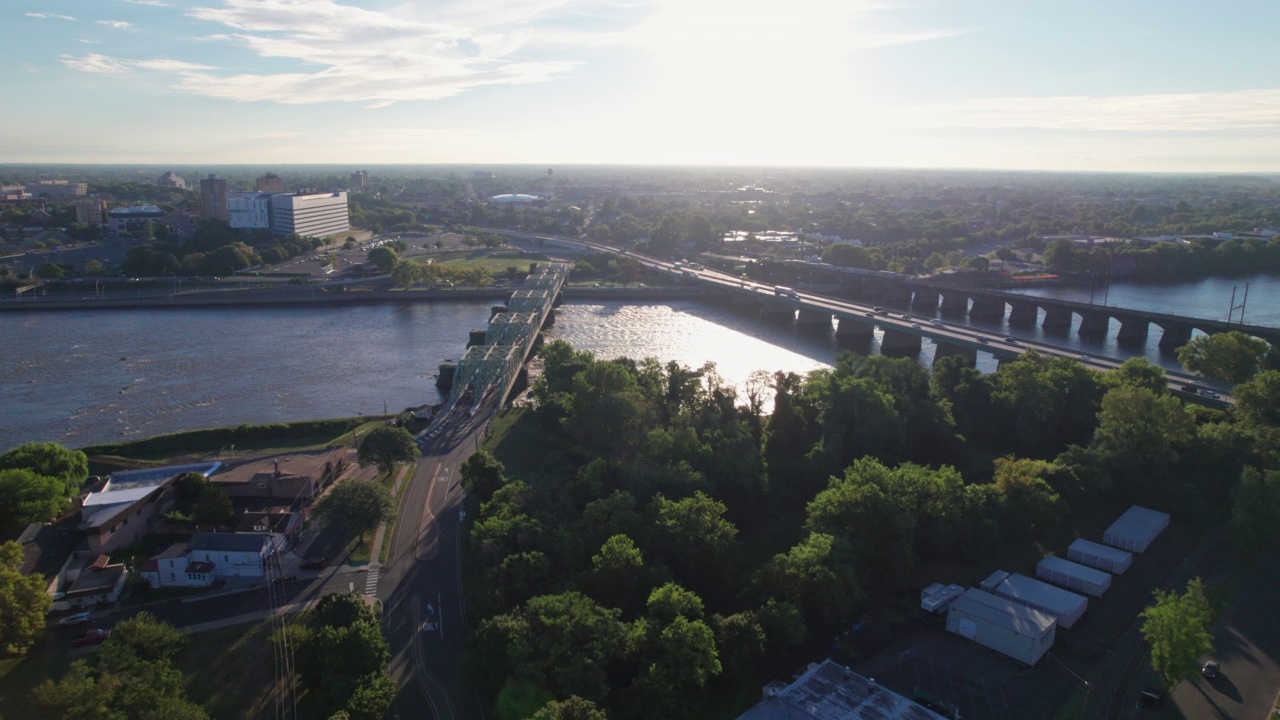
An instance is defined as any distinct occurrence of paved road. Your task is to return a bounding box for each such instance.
[1172,548,1280,720]
[381,398,497,720]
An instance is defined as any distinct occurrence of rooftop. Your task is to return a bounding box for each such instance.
[737,659,946,720]
[950,588,1056,637]
[189,532,272,554]
[211,449,341,487]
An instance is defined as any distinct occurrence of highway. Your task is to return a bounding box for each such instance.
[505,231,1232,405]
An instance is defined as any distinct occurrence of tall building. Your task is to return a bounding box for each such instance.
[350,170,368,190]
[270,191,349,238]
[73,197,108,226]
[256,173,285,192]
[199,174,228,222]
[155,171,187,189]
[31,180,87,200]
[227,192,277,231]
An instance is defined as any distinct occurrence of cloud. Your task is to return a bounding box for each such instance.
[120,0,170,5]
[96,20,133,29]
[59,53,216,75]
[849,28,972,49]
[26,12,77,20]
[77,39,100,44]
[926,88,1280,132]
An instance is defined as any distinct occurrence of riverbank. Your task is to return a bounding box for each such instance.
[0,284,706,312]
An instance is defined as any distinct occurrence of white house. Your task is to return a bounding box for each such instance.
[140,532,275,588]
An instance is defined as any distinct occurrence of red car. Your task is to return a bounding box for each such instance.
[70,629,111,647]
[300,557,326,571]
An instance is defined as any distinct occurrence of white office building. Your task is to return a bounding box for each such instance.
[270,191,349,238]
[227,192,277,231]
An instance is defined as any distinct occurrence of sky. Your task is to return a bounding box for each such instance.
[5,0,1280,172]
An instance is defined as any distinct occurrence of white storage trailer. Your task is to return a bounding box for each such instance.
[1068,538,1133,574]
[1104,505,1170,553]
[1036,556,1112,597]
[946,587,1056,665]
[991,573,1088,629]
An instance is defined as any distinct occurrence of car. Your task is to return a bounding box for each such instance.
[872,306,885,312]
[70,629,110,647]
[58,611,91,627]
[300,557,326,571]
[864,311,875,317]
[1181,383,1202,392]
[929,319,944,326]
[977,336,989,344]
[1198,389,1221,399]
[1201,660,1219,678]
[1003,336,1018,344]
[911,323,921,329]
[900,314,912,320]
[1076,355,1090,361]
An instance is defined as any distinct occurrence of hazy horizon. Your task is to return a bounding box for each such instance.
[6,0,1280,172]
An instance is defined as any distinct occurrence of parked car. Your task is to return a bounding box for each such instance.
[70,629,110,647]
[1201,660,1219,678]
[58,611,91,627]
[300,557,326,571]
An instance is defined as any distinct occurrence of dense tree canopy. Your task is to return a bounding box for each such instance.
[1176,332,1273,384]
[357,426,418,472]
[0,441,88,496]
[1141,578,1214,689]
[314,479,395,537]
[0,541,50,655]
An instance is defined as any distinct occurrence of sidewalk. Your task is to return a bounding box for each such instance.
[366,463,412,572]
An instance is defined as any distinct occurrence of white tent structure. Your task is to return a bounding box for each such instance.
[1068,538,1133,574]
[946,588,1056,665]
[1103,505,1170,554]
[990,573,1088,629]
[1036,556,1112,597]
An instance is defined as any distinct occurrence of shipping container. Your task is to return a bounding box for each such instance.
[1036,556,1112,597]
[991,573,1088,629]
[1103,505,1170,554]
[1068,538,1133,574]
[946,588,1056,665]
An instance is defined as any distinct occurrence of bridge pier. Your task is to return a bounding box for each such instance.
[933,342,977,366]
[796,309,832,329]
[553,291,564,307]
[759,301,796,323]
[1157,322,1194,350]
[836,317,876,339]
[730,292,761,311]
[911,289,940,312]
[467,329,487,347]
[884,286,913,306]
[1115,317,1150,345]
[969,295,1006,321]
[435,362,457,391]
[543,307,556,326]
[1077,311,1110,339]
[1007,301,1039,326]
[939,291,969,316]
[1042,306,1074,332]
[879,328,922,356]
[490,304,508,320]
[509,365,530,400]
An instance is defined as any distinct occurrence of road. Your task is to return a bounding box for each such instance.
[380,396,499,720]
[1171,548,1280,720]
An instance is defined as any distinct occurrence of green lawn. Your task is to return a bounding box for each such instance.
[83,417,384,462]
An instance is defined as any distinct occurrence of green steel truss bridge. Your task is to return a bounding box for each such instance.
[446,262,568,412]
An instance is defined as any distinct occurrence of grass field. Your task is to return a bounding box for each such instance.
[83,417,385,463]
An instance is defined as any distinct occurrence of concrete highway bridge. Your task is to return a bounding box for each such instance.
[793,261,1280,350]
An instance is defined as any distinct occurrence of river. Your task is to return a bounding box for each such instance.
[4,274,1278,452]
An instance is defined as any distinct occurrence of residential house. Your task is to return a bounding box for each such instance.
[78,462,221,554]
[210,448,346,502]
[51,553,129,611]
[139,543,215,589]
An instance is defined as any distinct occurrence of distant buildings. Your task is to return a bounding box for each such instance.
[28,180,87,200]
[73,197,108,226]
[227,192,274,231]
[256,172,286,192]
[350,170,368,190]
[155,171,187,189]
[199,173,229,221]
[107,205,166,234]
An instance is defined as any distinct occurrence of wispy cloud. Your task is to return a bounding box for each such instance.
[96,20,133,29]
[59,53,216,75]
[77,39,101,44]
[927,89,1280,132]
[27,12,77,21]
[56,0,627,105]
[121,0,170,5]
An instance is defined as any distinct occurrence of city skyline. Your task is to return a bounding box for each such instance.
[5,0,1280,172]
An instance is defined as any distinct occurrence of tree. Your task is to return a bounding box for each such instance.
[1103,357,1168,394]
[174,472,208,498]
[531,696,609,720]
[823,243,874,268]
[1176,331,1271,384]
[391,259,421,288]
[35,262,64,279]
[1141,578,1214,688]
[1234,370,1280,427]
[192,484,233,528]
[0,441,89,496]
[991,456,1066,536]
[0,468,68,532]
[307,612,390,715]
[357,426,418,473]
[366,246,398,272]
[0,540,51,655]
[754,532,861,627]
[1091,386,1194,499]
[314,478,395,537]
[1043,238,1076,272]
[1232,467,1280,561]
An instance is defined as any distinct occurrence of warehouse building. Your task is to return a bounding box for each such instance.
[737,658,947,720]
[1036,556,1112,598]
[946,588,1056,666]
[1103,505,1170,554]
[1067,538,1133,574]
[984,571,1088,629]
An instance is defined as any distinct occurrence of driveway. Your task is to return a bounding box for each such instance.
[1172,548,1280,720]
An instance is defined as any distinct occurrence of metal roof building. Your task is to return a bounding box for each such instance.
[1103,505,1170,554]
[946,588,1056,666]
[1036,556,1112,597]
[736,658,947,720]
[1068,538,1133,574]
[989,572,1089,629]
